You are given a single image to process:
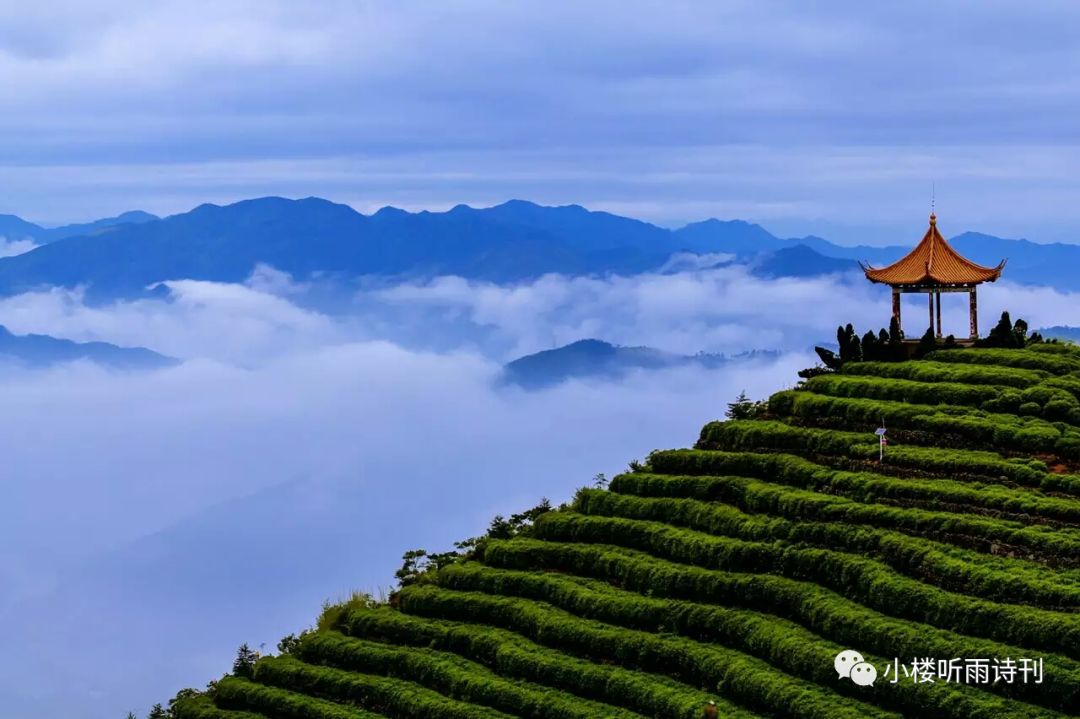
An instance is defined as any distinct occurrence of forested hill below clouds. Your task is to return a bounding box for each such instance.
[502,338,780,389]
[0,325,173,369]
[0,197,1076,299]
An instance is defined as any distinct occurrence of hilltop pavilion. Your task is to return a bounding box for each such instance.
[860,213,1006,341]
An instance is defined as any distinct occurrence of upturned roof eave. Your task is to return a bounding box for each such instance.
[859,216,1006,287]
[860,267,1004,287]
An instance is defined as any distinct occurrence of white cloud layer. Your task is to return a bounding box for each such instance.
[0,264,827,717]
[0,340,807,718]
[368,269,1080,358]
[0,237,38,257]
[0,275,340,364]
[0,262,1076,366]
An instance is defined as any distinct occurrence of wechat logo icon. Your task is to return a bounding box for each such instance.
[835,650,877,687]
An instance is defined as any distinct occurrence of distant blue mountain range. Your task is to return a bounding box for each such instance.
[792,231,1080,292]
[0,325,174,369]
[750,244,855,279]
[502,338,779,389]
[1038,326,1080,343]
[0,210,158,245]
[0,196,1074,299]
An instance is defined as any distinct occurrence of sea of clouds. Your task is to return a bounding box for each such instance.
[0,264,1077,717]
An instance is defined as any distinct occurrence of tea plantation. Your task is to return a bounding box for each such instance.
[168,344,1080,718]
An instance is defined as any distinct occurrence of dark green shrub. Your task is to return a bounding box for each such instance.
[434,562,1077,716]
[572,489,1080,604]
[334,604,744,719]
[915,326,938,358]
[397,584,894,719]
[1044,398,1077,421]
[1019,402,1042,416]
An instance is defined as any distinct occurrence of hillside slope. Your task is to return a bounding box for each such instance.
[169,344,1080,719]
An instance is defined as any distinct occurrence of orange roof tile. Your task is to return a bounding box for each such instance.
[861,214,1005,286]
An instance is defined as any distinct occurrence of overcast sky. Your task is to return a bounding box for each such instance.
[9,5,1080,712]
[2,1,1080,243]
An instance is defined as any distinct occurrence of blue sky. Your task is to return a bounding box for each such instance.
[4,1,1080,244]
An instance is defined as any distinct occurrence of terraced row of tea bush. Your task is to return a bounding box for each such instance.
[162,344,1080,719]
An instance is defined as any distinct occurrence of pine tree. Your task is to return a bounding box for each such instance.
[836,324,859,362]
[877,328,890,350]
[980,311,1029,348]
[888,316,903,344]
[232,643,259,678]
[726,390,755,420]
[987,311,1014,347]
[915,325,938,358]
[847,332,862,362]
[1013,317,1029,348]
[860,330,878,360]
[836,325,848,361]
[395,549,430,585]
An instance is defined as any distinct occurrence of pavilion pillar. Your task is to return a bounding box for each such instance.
[892,288,901,331]
[969,287,978,339]
[935,290,942,338]
[928,291,934,334]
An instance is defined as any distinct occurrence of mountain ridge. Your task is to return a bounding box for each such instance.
[0,325,174,369]
[0,197,1075,299]
[0,209,158,243]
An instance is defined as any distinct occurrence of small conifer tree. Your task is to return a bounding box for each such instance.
[232,643,258,678]
[1012,317,1029,347]
[726,390,754,419]
[915,326,938,358]
[888,316,903,344]
[986,311,1015,347]
[860,331,878,360]
[847,332,863,362]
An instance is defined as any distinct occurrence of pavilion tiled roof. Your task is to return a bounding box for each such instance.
[861,213,1006,286]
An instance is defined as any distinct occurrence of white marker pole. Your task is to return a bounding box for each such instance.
[875,418,887,462]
